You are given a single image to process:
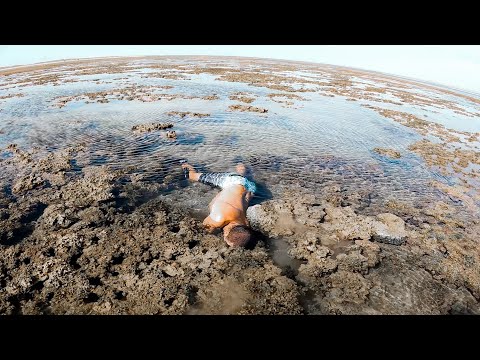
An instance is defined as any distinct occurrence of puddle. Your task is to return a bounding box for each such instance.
[330,239,354,259]
[269,236,304,275]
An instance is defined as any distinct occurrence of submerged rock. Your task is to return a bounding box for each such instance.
[166,111,210,118]
[229,94,256,103]
[228,104,268,113]
[131,123,173,133]
[166,130,177,139]
[373,147,401,159]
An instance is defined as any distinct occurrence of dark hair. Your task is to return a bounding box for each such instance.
[226,225,252,247]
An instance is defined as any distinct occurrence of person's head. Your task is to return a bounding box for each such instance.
[223,222,252,247]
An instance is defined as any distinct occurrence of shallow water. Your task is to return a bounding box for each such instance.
[1,58,480,217]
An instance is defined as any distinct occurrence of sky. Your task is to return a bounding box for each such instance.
[1,45,479,94]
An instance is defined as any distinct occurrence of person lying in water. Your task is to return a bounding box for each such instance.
[181,162,256,248]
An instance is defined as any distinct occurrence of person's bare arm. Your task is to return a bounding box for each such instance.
[203,214,225,233]
[244,191,254,204]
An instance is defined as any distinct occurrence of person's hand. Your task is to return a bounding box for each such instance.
[181,162,196,179]
[181,162,195,172]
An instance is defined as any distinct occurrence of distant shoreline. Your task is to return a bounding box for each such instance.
[0,54,477,98]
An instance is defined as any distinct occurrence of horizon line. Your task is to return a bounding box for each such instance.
[1,54,478,97]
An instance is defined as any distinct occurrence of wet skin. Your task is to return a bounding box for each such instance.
[181,163,254,246]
